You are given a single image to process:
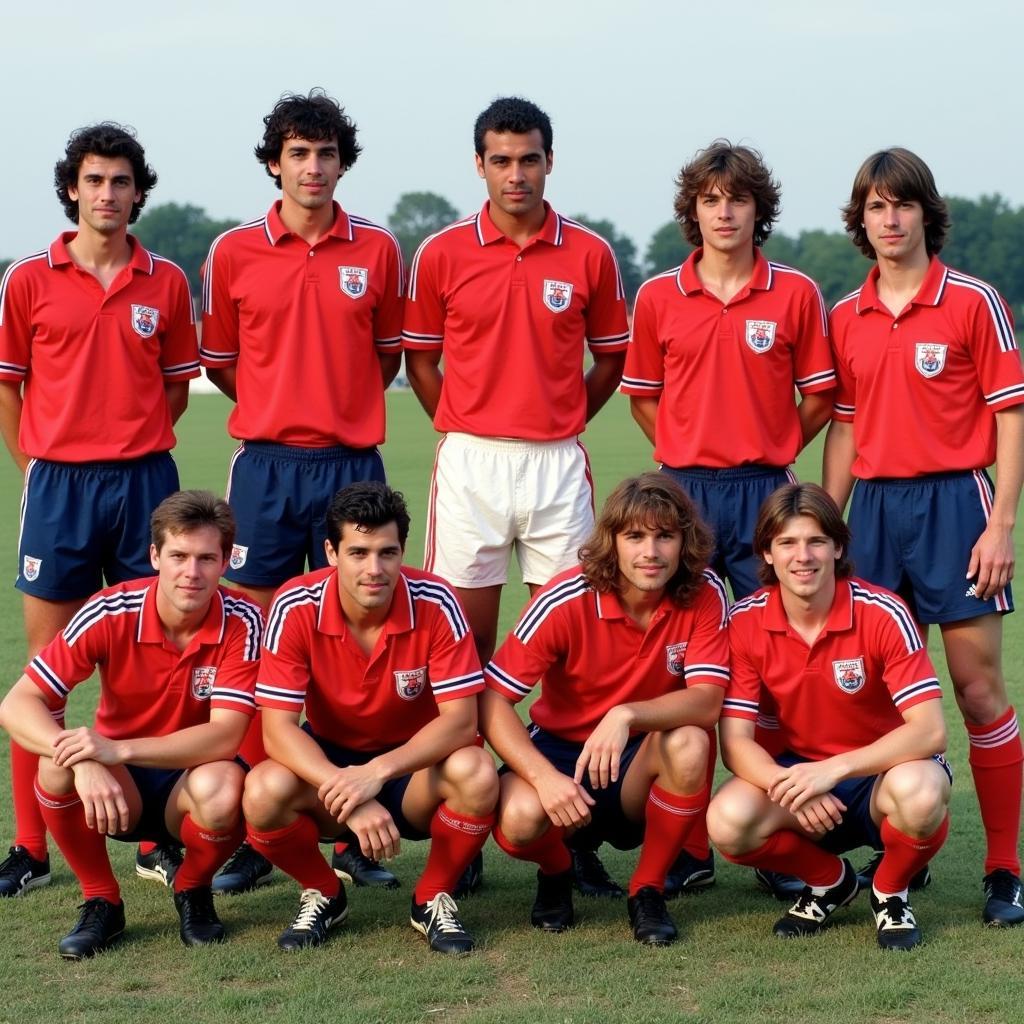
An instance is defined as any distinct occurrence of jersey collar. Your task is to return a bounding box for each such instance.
[48,232,155,275]
[676,247,772,298]
[763,578,854,636]
[855,256,948,314]
[137,581,228,649]
[476,201,562,247]
[264,201,353,246]
[595,584,670,625]
[317,570,415,638]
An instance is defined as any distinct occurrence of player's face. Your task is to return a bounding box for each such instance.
[326,521,404,616]
[475,129,552,222]
[692,183,756,255]
[861,186,928,263]
[151,526,228,618]
[269,134,343,213]
[764,515,840,603]
[615,521,683,599]
[67,154,140,237]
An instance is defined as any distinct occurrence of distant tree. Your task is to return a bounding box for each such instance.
[572,215,644,303]
[0,258,10,279]
[388,192,460,263]
[945,194,1024,309]
[764,231,867,306]
[643,221,693,277]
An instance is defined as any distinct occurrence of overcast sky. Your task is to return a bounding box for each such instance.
[3,0,1020,262]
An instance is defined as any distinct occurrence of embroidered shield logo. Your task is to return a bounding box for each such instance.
[915,342,947,378]
[131,304,160,338]
[395,668,427,701]
[832,657,866,694]
[22,556,41,582]
[745,319,777,353]
[339,266,368,298]
[192,666,217,699]
[665,642,688,677]
[229,544,248,570]
[542,279,573,313]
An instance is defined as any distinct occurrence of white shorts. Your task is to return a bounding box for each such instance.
[424,433,595,588]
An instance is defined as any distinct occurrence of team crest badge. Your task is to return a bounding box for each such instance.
[665,642,688,677]
[542,279,573,313]
[191,666,217,699]
[131,304,160,338]
[22,555,41,582]
[832,657,866,694]
[915,342,947,378]
[395,667,427,701]
[745,320,777,353]
[229,544,248,570]
[339,266,368,299]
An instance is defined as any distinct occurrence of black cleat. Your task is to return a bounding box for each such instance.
[983,869,1024,927]
[58,897,126,960]
[531,868,575,932]
[627,887,678,946]
[773,859,859,938]
[754,868,805,902]
[332,846,399,889]
[453,851,484,899]
[664,849,715,897]
[211,842,273,895]
[572,848,625,898]
[0,845,51,897]
[174,885,226,946]
[410,892,475,955]
[135,844,183,887]
[870,889,922,950]
[856,849,931,892]
[277,887,348,951]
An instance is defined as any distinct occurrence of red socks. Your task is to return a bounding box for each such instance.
[629,784,709,896]
[247,814,340,897]
[414,803,494,904]
[722,829,843,888]
[873,815,949,895]
[175,813,244,892]
[493,822,572,876]
[11,741,48,860]
[966,706,1023,874]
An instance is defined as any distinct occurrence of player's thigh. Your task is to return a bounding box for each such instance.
[242,758,322,826]
[939,613,1009,719]
[493,770,551,841]
[401,745,498,829]
[619,726,710,820]
[22,594,86,659]
[168,759,245,833]
[706,776,795,850]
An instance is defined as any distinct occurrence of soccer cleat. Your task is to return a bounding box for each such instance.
[0,845,51,897]
[135,843,183,887]
[410,892,475,955]
[664,849,715,897]
[277,887,348,951]
[753,868,804,902]
[870,889,922,951]
[627,887,678,946]
[772,859,859,938]
[531,868,575,932]
[211,841,273,894]
[453,851,484,899]
[174,886,226,946]
[571,848,625,898]
[58,897,126,960]
[982,869,1024,927]
[856,849,932,892]
[332,846,399,889]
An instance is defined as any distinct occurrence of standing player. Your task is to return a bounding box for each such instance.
[0,123,199,897]
[0,491,261,958]
[243,483,498,954]
[480,474,729,945]
[708,484,950,950]
[200,89,405,891]
[823,148,1024,926]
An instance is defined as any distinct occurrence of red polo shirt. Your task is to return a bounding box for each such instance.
[831,257,1024,477]
[723,577,942,761]
[402,202,629,440]
[485,566,730,743]
[621,249,835,468]
[0,234,199,461]
[200,202,404,448]
[26,580,261,740]
[257,566,483,752]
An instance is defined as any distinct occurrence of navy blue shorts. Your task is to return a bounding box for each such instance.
[17,452,179,601]
[224,441,385,588]
[660,464,794,600]
[303,724,428,841]
[849,471,1013,625]
[113,765,186,847]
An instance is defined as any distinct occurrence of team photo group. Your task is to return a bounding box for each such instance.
[0,88,1021,962]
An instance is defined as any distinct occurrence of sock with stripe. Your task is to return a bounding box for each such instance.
[247,814,340,897]
[629,784,709,896]
[873,814,949,896]
[721,828,843,888]
[493,822,572,876]
[175,813,245,891]
[11,742,48,860]
[413,803,495,904]
[966,706,1023,874]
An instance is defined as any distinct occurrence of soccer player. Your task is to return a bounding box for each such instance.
[200,89,405,891]
[707,483,950,950]
[242,482,498,954]
[823,148,1024,926]
[0,491,261,959]
[0,123,199,898]
[480,474,729,946]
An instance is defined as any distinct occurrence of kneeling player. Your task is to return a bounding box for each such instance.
[243,482,497,954]
[707,484,950,950]
[0,492,261,958]
[481,474,728,945]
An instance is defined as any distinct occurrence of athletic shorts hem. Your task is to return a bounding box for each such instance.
[14,579,96,602]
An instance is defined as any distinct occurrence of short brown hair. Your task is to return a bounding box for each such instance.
[842,147,950,259]
[673,140,781,248]
[753,483,852,586]
[580,473,713,606]
[150,490,235,558]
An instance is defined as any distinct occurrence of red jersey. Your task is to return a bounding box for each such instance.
[486,566,730,743]
[26,580,261,740]
[723,577,942,761]
[831,257,1024,477]
[257,566,483,752]
[200,202,404,448]
[0,234,199,461]
[620,249,835,468]
[402,202,629,440]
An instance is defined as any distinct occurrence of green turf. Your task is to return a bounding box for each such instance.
[1,391,1023,1022]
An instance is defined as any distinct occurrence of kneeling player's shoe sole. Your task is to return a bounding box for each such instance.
[870,889,922,951]
[212,841,273,895]
[410,892,474,955]
[174,885,226,946]
[627,887,678,946]
[664,849,715,898]
[532,868,575,932]
[59,897,126,960]
[983,869,1024,927]
[0,845,51,897]
[332,846,400,889]
[773,859,859,938]
[135,843,183,887]
[277,887,348,951]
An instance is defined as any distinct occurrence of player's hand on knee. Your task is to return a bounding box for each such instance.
[793,794,847,836]
[318,764,385,823]
[768,759,843,813]
[52,726,123,768]
[346,800,401,861]
[74,762,130,835]
[969,524,1015,600]
[575,709,630,790]
[537,770,595,829]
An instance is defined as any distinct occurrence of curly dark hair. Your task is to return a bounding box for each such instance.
[474,96,553,157]
[841,147,950,258]
[254,89,361,188]
[53,122,157,225]
[326,481,410,551]
[673,140,781,248]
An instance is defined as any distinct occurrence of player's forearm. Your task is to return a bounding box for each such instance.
[720,731,787,791]
[115,717,249,769]
[991,406,1024,528]
[262,714,345,789]
[584,353,626,421]
[617,684,723,734]
[163,381,189,424]
[0,680,64,756]
[0,381,28,473]
[404,350,443,418]
[629,396,658,446]
[205,366,238,403]
[797,391,834,448]
[479,690,564,788]
[826,710,947,782]
[377,351,402,389]
[822,419,856,512]
[369,702,478,782]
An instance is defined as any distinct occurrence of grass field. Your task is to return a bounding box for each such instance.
[1,391,1022,1024]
